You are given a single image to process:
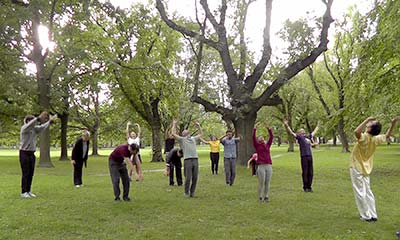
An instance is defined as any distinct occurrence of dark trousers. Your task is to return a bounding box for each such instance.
[224,157,236,185]
[169,163,182,186]
[184,158,199,196]
[210,152,219,174]
[73,161,84,185]
[19,150,36,194]
[301,155,314,190]
[109,160,130,200]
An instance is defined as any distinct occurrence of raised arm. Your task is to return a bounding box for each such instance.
[266,123,274,146]
[135,123,141,138]
[283,118,296,138]
[199,137,209,144]
[385,117,400,139]
[34,114,57,133]
[126,121,131,139]
[311,121,320,137]
[194,122,203,138]
[252,123,259,147]
[354,117,375,140]
[171,119,181,139]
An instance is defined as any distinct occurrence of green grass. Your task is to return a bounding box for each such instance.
[1,145,400,239]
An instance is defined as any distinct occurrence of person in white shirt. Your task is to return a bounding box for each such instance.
[126,122,142,181]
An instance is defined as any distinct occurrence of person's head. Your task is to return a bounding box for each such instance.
[210,135,216,141]
[24,115,35,124]
[130,131,137,139]
[129,143,140,155]
[226,130,233,139]
[81,130,90,142]
[182,129,190,137]
[257,136,265,144]
[297,128,306,136]
[38,111,50,123]
[366,121,382,136]
[177,149,183,157]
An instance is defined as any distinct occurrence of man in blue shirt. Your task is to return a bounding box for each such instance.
[221,130,241,186]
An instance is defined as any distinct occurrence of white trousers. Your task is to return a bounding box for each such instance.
[350,167,377,219]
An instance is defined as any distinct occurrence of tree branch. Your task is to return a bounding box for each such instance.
[254,0,334,110]
[245,0,272,91]
[155,0,219,48]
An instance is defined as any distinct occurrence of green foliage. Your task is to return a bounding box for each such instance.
[1,145,400,239]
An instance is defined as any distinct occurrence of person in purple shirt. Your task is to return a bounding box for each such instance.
[108,143,143,202]
[253,122,274,202]
[283,119,319,192]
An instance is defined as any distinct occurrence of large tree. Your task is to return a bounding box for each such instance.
[89,2,183,162]
[156,0,334,163]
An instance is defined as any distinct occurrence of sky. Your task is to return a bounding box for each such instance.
[107,0,374,54]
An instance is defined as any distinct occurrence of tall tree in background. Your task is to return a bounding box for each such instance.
[90,2,183,162]
[156,0,334,164]
[352,0,400,120]
[2,0,64,167]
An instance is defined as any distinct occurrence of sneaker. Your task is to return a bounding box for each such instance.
[123,197,131,202]
[114,197,121,202]
[28,192,37,197]
[21,192,31,198]
[264,197,270,203]
[184,193,190,198]
[75,185,80,188]
[258,198,263,203]
[396,230,400,239]
[359,216,374,222]
[370,217,378,222]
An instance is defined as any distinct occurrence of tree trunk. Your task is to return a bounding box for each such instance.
[59,113,69,161]
[287,137,295,152]
[332,133,337,146]
[92,129,99,156]
[232,113,257,166]
[32,10,53,168]
[150,121,163,162]
[337,117,350,152]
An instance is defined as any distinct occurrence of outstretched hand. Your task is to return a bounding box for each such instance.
[283,118,289,125]
[391,116,400,123]
[50,114,58,123]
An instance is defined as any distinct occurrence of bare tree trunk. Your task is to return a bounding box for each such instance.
[92,130,99,156]
[287,136,295,152]
[59,113,69,161]
[232,113,257,166]
[150,122,163,162]
[332,132,337,146]
[32,9,53,168]
[337,117,350,152]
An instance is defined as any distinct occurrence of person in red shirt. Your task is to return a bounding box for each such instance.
[253,122,273,203]
[247,153,258,176]
[108,143,143,202]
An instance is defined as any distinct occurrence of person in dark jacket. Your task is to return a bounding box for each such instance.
[165,148,183,186]
[71,130,90,188]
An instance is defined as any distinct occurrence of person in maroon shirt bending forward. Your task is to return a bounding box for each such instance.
[109,143,143,202]
[253,122,274,203]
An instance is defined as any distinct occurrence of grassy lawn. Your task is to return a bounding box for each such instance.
[0,145,399,239]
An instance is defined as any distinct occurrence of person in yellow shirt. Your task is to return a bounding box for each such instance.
[200,135,221,175]
[350,116,399,222]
